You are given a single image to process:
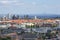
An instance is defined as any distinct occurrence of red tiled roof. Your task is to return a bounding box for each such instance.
[9,19,44,24]
[45,19,55,23]
[0,19,55,24]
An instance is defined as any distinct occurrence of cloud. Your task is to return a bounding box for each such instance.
[0,0,17,4]
[0,0,25,6]
[14,3,24,5]
[32,2,36,5]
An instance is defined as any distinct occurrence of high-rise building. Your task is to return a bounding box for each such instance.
[34,16,37,19]
[7,13,9,19]
[3,16,8,21]
[24,15,29,19]
[7,13,12,19]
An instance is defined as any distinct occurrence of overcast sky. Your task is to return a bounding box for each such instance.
[0,0,60,15]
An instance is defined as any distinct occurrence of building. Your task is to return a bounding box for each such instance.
[20,33,37,40]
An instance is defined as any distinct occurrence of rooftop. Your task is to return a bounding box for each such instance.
[0,19,56,24]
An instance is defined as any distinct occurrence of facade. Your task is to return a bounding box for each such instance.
[20,33,37,40]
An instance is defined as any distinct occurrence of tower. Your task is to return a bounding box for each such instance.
[24,15,29,19]
[7,13,12,19]
[8,13,10,19]
[35,16,37,19]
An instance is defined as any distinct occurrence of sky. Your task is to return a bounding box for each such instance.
[0,0,60,15]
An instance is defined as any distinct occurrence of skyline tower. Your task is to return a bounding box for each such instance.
[34,16,37,19]
[7,13,12,19]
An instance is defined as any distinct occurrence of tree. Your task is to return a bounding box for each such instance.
[0,37,11,40]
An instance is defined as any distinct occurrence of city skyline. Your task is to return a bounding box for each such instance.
[0,0,60,15]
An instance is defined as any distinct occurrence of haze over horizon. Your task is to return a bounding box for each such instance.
[0,0,60,15]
